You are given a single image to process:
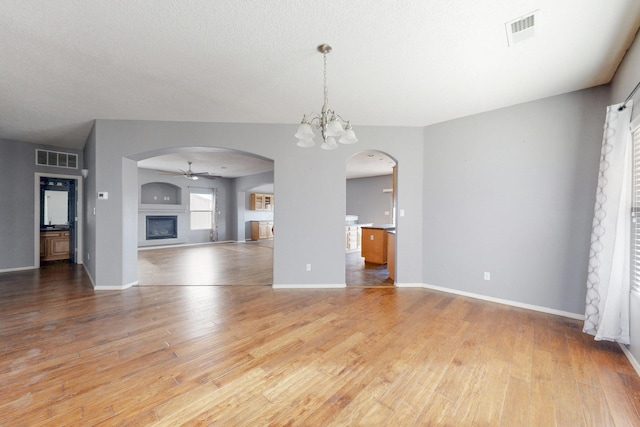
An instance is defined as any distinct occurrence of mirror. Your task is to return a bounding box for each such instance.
[43,190,68,226]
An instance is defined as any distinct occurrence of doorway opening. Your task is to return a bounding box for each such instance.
[35,174,82,266]
[133,147,275,286]
[345,151,397,286]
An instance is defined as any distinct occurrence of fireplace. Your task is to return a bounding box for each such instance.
[146,215,177,240]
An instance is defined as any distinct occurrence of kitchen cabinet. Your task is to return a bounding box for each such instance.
[387,231,396,281]
[361,226,394,264]
[250,221,274,241]
[345,225,362,252]
[250,193,274,211]
[40,230,70,261]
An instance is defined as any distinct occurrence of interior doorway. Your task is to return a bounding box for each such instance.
[345,151,397,286]
[133,147,275,286]
[35,173,83,266]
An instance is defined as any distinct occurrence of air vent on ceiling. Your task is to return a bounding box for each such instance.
[36,149,78,169]
[505,10,539,46]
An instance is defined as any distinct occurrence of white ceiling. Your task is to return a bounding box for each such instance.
[137,149,395,179]
[137,150,274,179]
[1,1,639,177]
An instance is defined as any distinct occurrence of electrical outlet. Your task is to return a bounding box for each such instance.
[306,264,311,272]
[484,272,491,281]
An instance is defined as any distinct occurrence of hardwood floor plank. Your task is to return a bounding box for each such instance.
[579,383,616,427]
[501,376,530,427]
[1,258,640,425]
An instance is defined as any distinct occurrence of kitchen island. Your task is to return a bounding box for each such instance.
[360,224,395,264]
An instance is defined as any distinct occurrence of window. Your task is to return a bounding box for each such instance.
[190,192,214,230]
[632,125,640,293]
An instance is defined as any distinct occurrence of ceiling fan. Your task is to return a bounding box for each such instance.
[157,161,219,181]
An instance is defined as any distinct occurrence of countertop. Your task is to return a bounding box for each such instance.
[360,224,395,230]
[40,226,70,232]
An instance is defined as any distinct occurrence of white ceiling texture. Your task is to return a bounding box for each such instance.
[1,1,639,178]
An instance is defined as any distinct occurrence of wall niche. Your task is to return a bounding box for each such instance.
[140,182,181,205]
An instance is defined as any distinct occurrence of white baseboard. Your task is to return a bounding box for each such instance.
[273,283,346,289]
[0,265,38,273]
[395,283,424,288]
[95,280,137,291]
[619,344,640,377]
[85,263,137,291]
[83,263,96,288]
[422,283,584,320]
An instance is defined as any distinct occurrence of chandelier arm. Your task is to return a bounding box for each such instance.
[305,115,323,127]
[329,112,351,124]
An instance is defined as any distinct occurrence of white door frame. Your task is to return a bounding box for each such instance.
[34,172,84,266]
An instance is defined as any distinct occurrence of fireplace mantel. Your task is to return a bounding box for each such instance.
[139,204,186,213]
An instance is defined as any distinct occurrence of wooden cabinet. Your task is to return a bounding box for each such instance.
[250,193,274,211]
[345,225,362,252]
[250,221,274,241]
[40,230,70,261]
[361,227,390,264]
[387,231,396,281]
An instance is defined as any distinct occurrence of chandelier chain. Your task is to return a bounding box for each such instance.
[323,52,328,108]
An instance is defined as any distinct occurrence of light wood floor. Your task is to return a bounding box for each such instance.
[2,262,640,425]
[138,241,393,287]
[138,241,274,286]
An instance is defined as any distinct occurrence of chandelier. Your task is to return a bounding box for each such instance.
[294,44,358,150]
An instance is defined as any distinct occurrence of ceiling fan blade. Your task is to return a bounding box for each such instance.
[193,172,221,179]
[156,170,183,176]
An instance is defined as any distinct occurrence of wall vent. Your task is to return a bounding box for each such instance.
[506,10,539,46]
[36,149,78,169]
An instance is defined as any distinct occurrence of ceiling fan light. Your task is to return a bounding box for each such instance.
[295,122,315,139]
[321,137,339,150]
[296,138,315,148]
[339,128,358,144]
[325,119,345,137]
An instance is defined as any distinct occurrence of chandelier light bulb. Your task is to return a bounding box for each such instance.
[321,137,339,150]
[296,138,316,148]
[295,120,315,139]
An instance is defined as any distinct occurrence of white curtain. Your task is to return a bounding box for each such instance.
[584,101,633,344]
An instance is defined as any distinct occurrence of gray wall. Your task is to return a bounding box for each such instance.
[137,168,234,246]
[83,124,96,282]
[234,171,275,241]
[0,139,83,271]
[422,85,609,314]
[346,175,394,225]
[235,172,278,241]
[84,122,424,288]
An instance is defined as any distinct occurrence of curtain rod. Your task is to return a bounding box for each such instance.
[618,80,640,111]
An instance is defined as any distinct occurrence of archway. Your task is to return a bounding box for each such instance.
[345,150,397,286]
[132,146,275,286]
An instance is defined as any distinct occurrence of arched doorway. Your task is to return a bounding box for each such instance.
[133,147,275,286]
[345,150,397,286]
